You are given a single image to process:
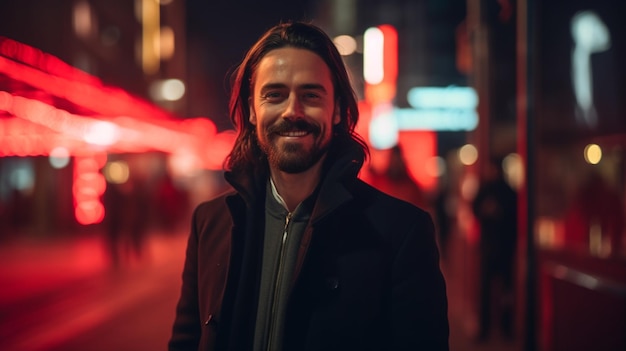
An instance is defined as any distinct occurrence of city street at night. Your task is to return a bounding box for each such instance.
[1,1,625,350]
[0,227,519,351]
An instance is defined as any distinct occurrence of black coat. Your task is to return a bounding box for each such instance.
[169,147,449,351]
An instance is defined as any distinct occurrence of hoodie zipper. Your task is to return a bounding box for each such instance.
[267,211,292,351]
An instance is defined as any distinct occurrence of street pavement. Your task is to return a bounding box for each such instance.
[0,230,187,351]
[442,233,521,351]
[0,228,520,351]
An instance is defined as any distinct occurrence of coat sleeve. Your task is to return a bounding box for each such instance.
[392,209,449,350]
[168,206,202,350]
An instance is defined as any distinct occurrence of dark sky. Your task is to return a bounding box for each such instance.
[187,0,316,39]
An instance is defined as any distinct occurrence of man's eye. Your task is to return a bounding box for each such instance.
[263,92,282,99]
[303,92,321,99]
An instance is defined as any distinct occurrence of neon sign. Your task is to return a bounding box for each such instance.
[369,86,478,149]
[571,11,611,128]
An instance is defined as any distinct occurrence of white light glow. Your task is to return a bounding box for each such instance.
[369,104,398,149]
[168,150,202,178]
[49,147,71,169]
[334,35,357,56]
[363,27,384,84]
[571,11,611,127]
[83,121,120,146]
[150,79,186,101]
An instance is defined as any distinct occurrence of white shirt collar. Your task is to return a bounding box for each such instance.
[269,177,289,210]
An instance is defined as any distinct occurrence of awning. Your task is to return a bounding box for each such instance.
[0,36,234,170]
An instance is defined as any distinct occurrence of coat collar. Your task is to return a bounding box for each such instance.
[224,138,365,222]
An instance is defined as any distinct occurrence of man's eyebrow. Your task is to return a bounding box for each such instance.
[259,83,328,94]
[259,83,287,92]
[299,83,328,94]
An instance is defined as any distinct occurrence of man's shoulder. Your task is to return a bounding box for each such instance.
[345,179,435,247]
[350,179,430,218]
[192,189,238,219]
[187,190,241,239]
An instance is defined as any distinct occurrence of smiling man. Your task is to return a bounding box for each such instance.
[169,21,449,351]
[251,46,339,210]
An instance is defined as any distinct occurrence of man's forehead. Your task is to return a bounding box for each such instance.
[253,48,333,89]
[257,48,329,73]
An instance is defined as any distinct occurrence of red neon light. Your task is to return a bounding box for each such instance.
[75,201,105,225]
[398,131,437,191]
[0,37,236,165]
[0,92,235,164]
[0,37,100,86]
[73,155,106,225]
[380,24,398,84]
[0,36,239,225]
[0,37,175,122]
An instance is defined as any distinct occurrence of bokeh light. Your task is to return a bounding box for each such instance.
[503,153,524,190]
[458,144,478,166]
[104,160,130,184]
[49,146,71,169]
[584,143,602,164]
[333,35,357,56]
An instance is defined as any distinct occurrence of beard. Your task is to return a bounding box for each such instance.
[258,119,331,174]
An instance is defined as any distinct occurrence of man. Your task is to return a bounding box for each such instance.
[472,158,517,341]
[169,21,449,351]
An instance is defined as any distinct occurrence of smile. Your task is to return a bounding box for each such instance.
[279,131,309,137]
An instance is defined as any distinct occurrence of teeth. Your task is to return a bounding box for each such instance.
[280,131,308,137]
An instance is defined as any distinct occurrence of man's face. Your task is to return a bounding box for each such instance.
[249,47,340,174]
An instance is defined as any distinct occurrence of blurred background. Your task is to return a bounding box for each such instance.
[0,0,624,350]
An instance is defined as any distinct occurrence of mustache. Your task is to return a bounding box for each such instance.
[267,119,320,135]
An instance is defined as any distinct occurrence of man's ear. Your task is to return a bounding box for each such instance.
[249,98,257,125]
[333,103,341,125]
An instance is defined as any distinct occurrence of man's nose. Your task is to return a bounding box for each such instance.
[281,94,304,119]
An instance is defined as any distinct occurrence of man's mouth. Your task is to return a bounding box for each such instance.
[271,119,319,138]
[278,130,309,137]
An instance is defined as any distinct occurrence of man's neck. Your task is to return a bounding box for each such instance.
[269,160,324,212]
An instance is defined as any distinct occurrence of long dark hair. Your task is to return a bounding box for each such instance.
[225,21,368,173]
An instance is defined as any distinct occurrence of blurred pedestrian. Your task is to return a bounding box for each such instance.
[127,175,150,261]
[103,180,127,268]
[368,145,426,210]
[434,178,453,261]
[472,157,517,341]
[169,21,449,351]
[155,172,188,233]
[103,168,151,268]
